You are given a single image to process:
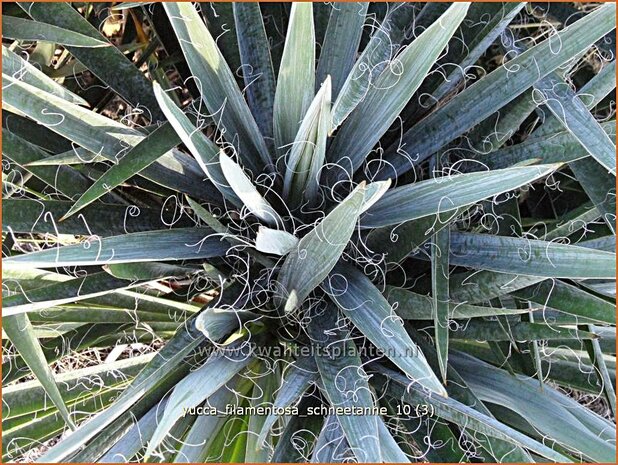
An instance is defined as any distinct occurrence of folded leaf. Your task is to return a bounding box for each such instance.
[277,182,366,312]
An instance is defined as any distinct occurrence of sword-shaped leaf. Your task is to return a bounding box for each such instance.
[18,2,161,119]
[3,271,147,316]
[220,151,281,226]
[309,307,382,462]
[3,15,109,47]
[449,232,616,279]
[282,76,332,209]
[233,2,276,142]
[372,365,570,462]
[326,3,469,182]
[385,286,531,320]
[2,46,87,105]
[277,182,366,312]
[257,355,318,444]
[325,263,446,396]
[60,122,182,221]
[332,3,420,128]
[144,346,254,458]
[255,227,299,256]
[163,2,270,172]
[378,2,616,178]
[2,199,169,236]
[316,2,368,98]
[4,314,76,431]
[451,352,615,462]
[362,165,556,228]
[513,280,616,325]
[2,74,213,200]
[432,226,450,383]
[153,82,240,206]
[4,228,229,268]
[273,2,315,153]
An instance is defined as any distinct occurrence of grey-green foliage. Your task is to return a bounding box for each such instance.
[1,2,615,463]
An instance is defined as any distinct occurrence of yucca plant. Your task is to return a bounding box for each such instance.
[2,1,617,463]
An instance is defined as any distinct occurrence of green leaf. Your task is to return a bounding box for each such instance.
[2,199,170,236]
[417,2,526,112]
[450,320,597,342]
[60,122,182,220]
[2,15,109,47]
[273,2,315,152]
[145,345,253,458]
[582,324,617,417]
[220,152,282,226]
[332,3,419,128]
[2,131,93,200]
[326,3,469,182]
[4,228,229,268]
[255,226,298,256]
[316,3,368,98]
[152,82,239,206]
[97,402,160,463]
[385,286,530,320]
[2,271,145,316]
[366,209,465,264]
[377,2,617,178]
[27,306,182,324]
[451,352,615,462]
[233,2,276,143]
[432,226,450,383]
[162,2,270,172]
[526,55,616,174]
[2,355,148,421]
[571,156,617,234]
[362,165,557,228]
[186,197,275,269]
[3,388,119,460]
[309,307,381,462]
[277,182,366,312]
[271,398,324,462]
[2,46,87,105]
[2,74,214,200]
[325,263,446,396]
[359,179,391,213]
[282,76,332,210]
[173,382,242,463]
[449,271,544,304]
[478,121,614,170]
[3,314,76,430]
[257,355,318,445]
[18,2,161,119]
[23,148,107,166]
[374,364,571,462]
[408,329,534,462]
[535,58,617,233]
[245,370,277,462]
[312,415,354,462]
[104,262,198,281]
[513,280,616,325]
[377,417,410,462]
[34,305,216,463]
[195,307,259,344]
[449,232,616,279]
